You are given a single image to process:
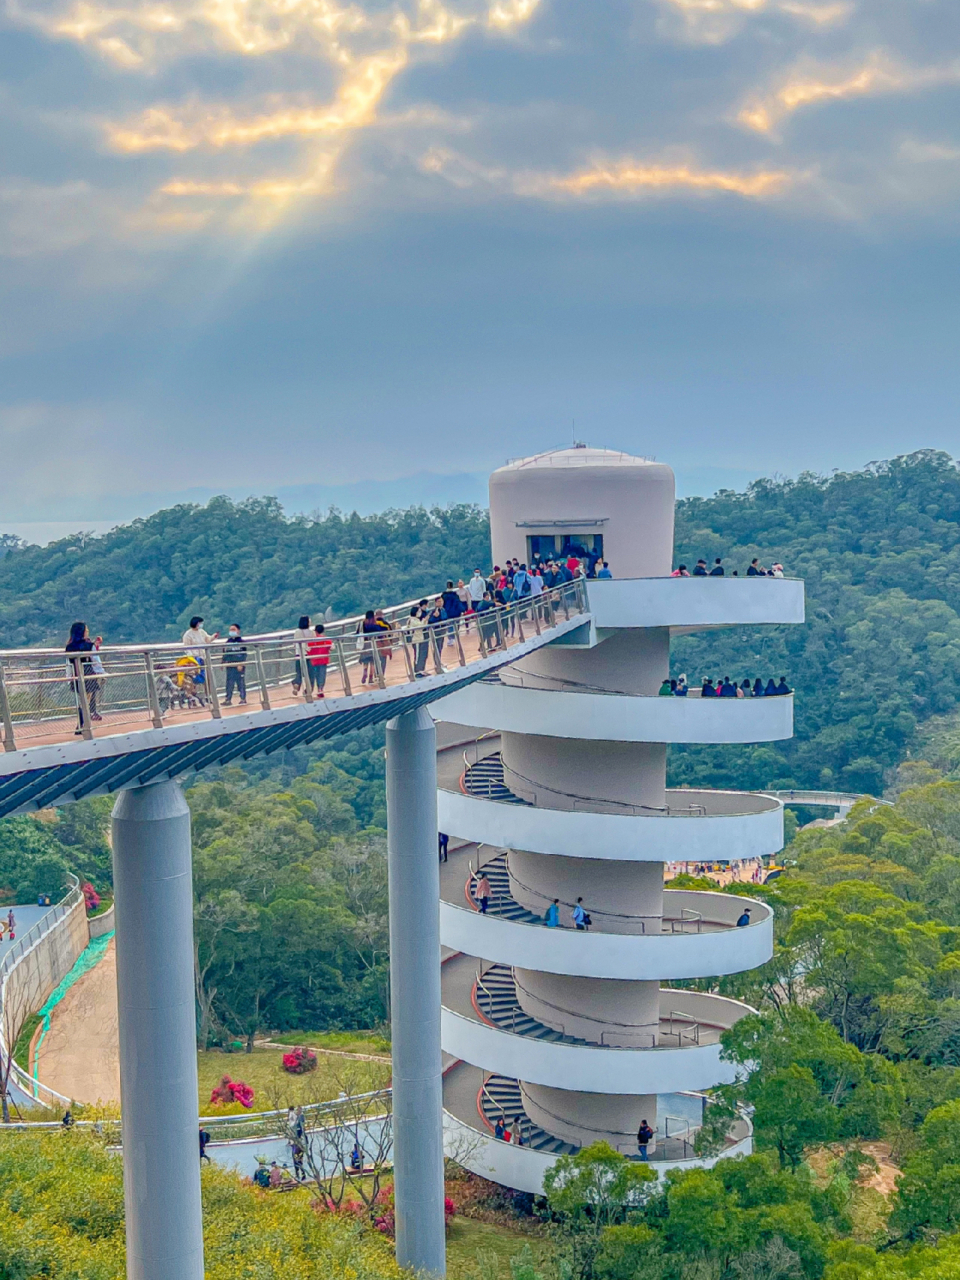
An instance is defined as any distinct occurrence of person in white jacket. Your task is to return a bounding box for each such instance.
[468,570,486,605]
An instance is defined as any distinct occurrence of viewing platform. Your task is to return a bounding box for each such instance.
[438,848,773,980]
[438,752,784,862]
[438,674,793,742]
[442,1061,753,1192]
[440,953,752,1094]
[585,575,805,632]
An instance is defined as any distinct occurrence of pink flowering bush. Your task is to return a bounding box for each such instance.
[334,1189,454,1238]
[282,1046,318,1074]
[82,882,100,912]
[209,1074,255,1109]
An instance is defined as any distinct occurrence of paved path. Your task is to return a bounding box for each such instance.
[37,937,120,1105]
[0,904,48,961]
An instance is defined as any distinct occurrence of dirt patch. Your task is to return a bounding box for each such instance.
[859,1141,901,1197]
[37,938,120,1106]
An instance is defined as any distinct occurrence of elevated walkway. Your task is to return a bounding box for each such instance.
[0,582,589,818]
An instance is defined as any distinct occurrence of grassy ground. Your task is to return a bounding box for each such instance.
[446,1218,552,1280]
[198,1048,391,1115]
[268,1029,392,1057]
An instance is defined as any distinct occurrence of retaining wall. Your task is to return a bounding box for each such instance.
[3,897,90,1056]
[88,904,115,939]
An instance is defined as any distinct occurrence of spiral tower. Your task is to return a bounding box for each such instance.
[436,447,804,1188]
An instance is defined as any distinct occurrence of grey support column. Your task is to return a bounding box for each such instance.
[112,781,204,1280]
[386,707,446,1277]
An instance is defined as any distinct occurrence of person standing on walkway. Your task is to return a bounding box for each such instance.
[199,1125,211,1163]
[438,832,449,862]
[307,624,333,696]
[292,615,312,694]
[441,581,462,647]
[358,611,381,685]
[468,569,486,610]
[545,899,561,928]
[222,624,247,705]
[476,871,491,914]
[637,1120,654,1160]
[572,898,588,931]
[408,604,429,677]
[182,616,218,701]
[65,621,97,734]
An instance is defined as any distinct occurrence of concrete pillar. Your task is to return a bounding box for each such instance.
[112,781,204,1280]
[386,707,446,1277]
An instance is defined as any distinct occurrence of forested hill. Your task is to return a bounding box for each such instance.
[671,450,960,796]
[3,449,960,792]
[0,500,491,647]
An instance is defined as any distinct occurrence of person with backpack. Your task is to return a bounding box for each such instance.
[545,899,561,928]
[572,898,590,931]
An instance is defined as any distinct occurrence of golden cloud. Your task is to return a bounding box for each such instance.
[421,147,791,200]
[107,52,408,152]
[740,54,960,133]
[549,159,790,199]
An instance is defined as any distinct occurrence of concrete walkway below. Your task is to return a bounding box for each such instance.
[37,937,120,1105]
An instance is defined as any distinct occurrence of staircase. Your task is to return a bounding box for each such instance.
[467,854,542,924]
[463,753,527,804]
[478,1073,577,1156]
[474,963,586,1045]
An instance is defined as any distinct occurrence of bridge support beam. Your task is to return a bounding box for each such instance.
[386,707,446,1277]
[112,781,204,1280]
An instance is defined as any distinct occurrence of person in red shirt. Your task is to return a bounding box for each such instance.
[307,624,333,697]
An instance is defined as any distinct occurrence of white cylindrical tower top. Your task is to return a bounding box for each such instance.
[489,447,675,579]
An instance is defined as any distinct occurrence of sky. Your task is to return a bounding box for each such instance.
[2,0,960,538]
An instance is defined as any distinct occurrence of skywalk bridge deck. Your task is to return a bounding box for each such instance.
[0,580,589,819]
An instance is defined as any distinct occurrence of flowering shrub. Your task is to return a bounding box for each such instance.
[334,1188,455,1238]
[282,1046,318,1074]
[81,882,100,912]
[209,1074,255,1109]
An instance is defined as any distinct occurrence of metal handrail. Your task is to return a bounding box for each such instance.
[1,1087,394,1141]
[480,861,702,932]
[497,758,707,817]
[497,669,794,700]
[474,966,707,1050]
[0,876,85,1109]
[0,579,589,752]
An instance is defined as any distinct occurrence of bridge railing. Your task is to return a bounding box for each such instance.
[0,579,588,753]
[0,875,84,1111]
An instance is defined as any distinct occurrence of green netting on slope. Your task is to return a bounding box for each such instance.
[31,930,116,1091]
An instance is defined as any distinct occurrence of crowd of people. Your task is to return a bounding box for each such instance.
[671,557,785,577]
[658,675,792,698]
[57,541,793,734]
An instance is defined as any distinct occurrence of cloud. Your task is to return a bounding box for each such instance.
[739,53,960,134]
[107,54,408,153]
[654,0,850,45]
[421,147,792,201]
[548,159,791,199]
